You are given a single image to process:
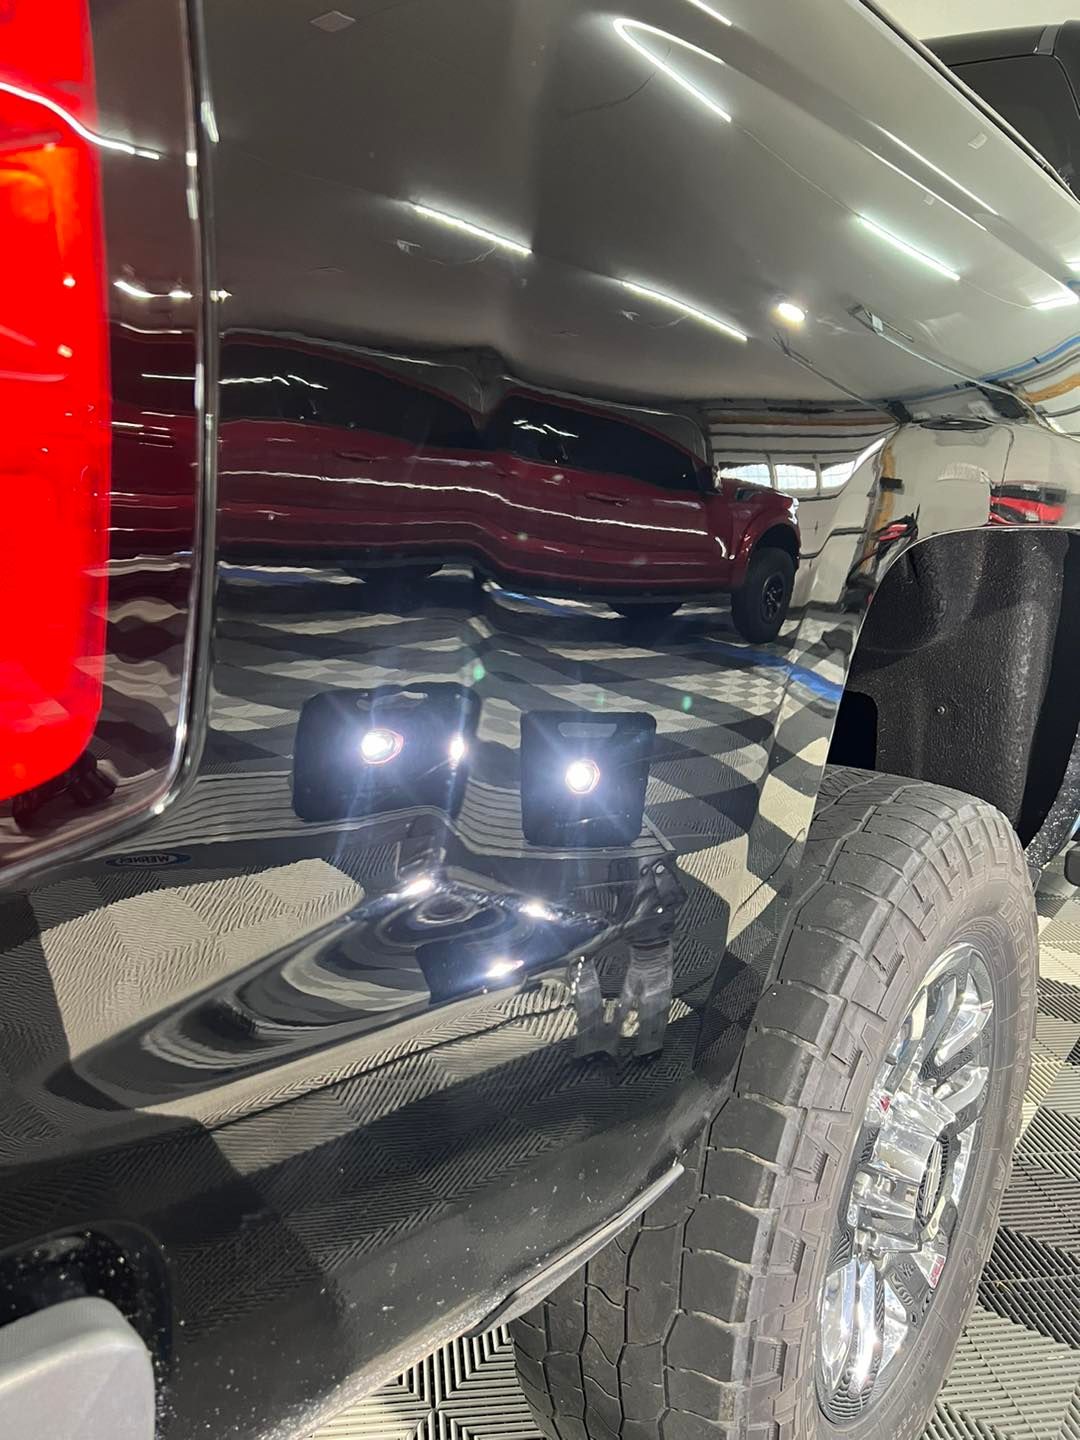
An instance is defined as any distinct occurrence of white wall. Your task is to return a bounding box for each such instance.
[884,1,1071,40]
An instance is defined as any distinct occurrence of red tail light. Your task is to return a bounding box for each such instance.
[0,0,110,800]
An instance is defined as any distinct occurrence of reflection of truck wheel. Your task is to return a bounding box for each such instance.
[612,602,681,623]
[512,768,1035,1440]
[346,563,440,589]
[731,545,794,642]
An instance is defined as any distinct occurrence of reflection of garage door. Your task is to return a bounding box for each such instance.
[312,856,1080,1440]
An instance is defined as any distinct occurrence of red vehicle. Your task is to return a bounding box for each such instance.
[108,330,198,561]
[479,390,799,640]
[990,483,1068,526]
[117,334,800,641]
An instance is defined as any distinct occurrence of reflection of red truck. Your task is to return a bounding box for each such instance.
[113,334,800,640]
[109,339,196,561]
[990,484,1067,526]
[477,392,799,640]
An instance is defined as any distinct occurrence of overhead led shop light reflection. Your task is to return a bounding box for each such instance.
[862,145,987,232]
[682,0,732,25]
[875,125,997,216]
[613,19,731,123]
[1033,290,1079,310]
[0,78,161,159]
[774,300,806,326]
[622,280,748,342]
[115,278,193,301]
[408,202,531,257]
[857,216,960,281]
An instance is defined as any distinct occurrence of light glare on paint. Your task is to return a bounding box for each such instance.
[875,125,997,216]
[409,202,530,258]
[857,217,960,281]
[487,958,524,980]
[622,280,748,343]
[682,0,732,24]
[1033,291,1079,310]
[774,300,806,326]
[613,18,731,124]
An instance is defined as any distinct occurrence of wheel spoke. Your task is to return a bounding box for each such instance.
[934,1060,989,1125]
[880,1277,911,1373]
[948,1130,976,1204]
[888,987,927,1078]
[885,1239,942,1322]
[920,972,960,1066]
[849,1257,883,1397]
[934,973,993,1068]
[818,941,995,1425]
[819,1257,883,1408]
[819,1259,857,1397]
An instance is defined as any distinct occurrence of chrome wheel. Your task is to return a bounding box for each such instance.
[816,943,995,1423]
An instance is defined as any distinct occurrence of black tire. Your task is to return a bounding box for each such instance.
[731,546,794,643]
[612,602,681,623]
[345,563,440,595]
[351,562,440,582]
[511,767,1037,1440]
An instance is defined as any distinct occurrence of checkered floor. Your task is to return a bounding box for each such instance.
[201,566,845,931]
[14,563,1075,1437]
[312,861,1080,1440]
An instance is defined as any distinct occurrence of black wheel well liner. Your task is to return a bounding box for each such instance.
[828,528,1080,853]
[755,523,799,562]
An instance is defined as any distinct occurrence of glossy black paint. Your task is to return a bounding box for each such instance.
[930,21,1080,196]
[5,2,1080,1436]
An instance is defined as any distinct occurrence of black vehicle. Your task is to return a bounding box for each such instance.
[929,20,1080,197]
[3,4,1080,1439]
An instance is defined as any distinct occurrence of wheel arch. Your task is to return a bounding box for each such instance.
[753,521,800,564]
[828,526,1080,857]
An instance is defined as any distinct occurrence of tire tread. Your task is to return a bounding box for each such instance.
[512,768,1037,1440]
